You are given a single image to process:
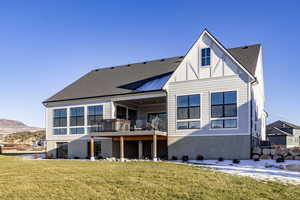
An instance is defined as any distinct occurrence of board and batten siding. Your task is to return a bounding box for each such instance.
[167,75,251,136]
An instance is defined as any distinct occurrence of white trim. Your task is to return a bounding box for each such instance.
[111,93,166,102]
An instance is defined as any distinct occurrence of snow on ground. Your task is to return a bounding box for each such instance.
[185,160,300,185]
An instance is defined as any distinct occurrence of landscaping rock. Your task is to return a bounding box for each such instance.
[285,156,293,160]
[253,147,261,155]
[270,149,276,155]
[260,155,271,160]
[294,156,300,160]
[276,149,288,157]
[289,149,300,156]
[262,149,271,155]
[285,164,300,172]
[273,155,282,160]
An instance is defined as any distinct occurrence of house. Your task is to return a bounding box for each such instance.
[266,120,300,148]
[43,29,266,160]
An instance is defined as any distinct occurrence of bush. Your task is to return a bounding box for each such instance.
[73,156,80,159]
[182,155,189,162]
[171,156,178,160]
[218,157,224,162]
[253,158,260,162]
[97,155,104,160]
[276,157,285,163]
[196,155,204,161]
[232,159,240,164]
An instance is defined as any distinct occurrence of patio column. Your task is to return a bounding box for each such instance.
[153,134,157,162]
[120,136,124,162]
[90,136,95,161]
[138,140,143,159]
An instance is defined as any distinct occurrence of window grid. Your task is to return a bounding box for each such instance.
[70,107,84,127]
[88,105,103,126]
[53,109,67,127]
[177,95,201,130]
[201,48,211,66]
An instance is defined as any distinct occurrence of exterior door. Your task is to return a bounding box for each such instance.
[128,109,137,130]
[87,141,102,158]
[56,142,68,159]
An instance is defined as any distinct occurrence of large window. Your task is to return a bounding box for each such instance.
[70,107,84,126]
[53,128,67,135]
[211,91,237,129]
[88,105,103,125]
[53,109,67,127]
[201,48,211,66]
[177,94,200,129]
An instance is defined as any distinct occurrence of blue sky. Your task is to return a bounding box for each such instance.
[0,0,299,127]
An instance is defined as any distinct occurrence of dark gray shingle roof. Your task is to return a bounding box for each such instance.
[44,44,261,103]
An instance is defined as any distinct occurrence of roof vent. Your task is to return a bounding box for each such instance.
[95,69,99,71]
[160,59,165,62]
[242,46,248,49]
[179,56,184,58]
[143,62,147,64]
[110,67,115,69]
[127,64,131,67]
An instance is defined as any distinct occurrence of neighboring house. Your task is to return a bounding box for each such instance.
[266,120,300,148]
[43,29,266,160]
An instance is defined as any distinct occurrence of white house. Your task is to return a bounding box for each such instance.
[43,29,266,160]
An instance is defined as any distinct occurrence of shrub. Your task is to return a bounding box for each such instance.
[97,155,104,160]
[218,157,224,162]
[171,156,178,160]
[232,159,240,164]
[253,158,260,162]
[196,155,204,161]
[73,156,80,159]
[182,155,189,162]
[276,157,285,163]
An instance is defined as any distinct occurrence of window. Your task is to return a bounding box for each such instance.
[177,94,201,129]
[116,106,127,119]
[53,128,67,135]
[211,91,237,118]
[53,109,67,127]
[211,119,237,129]
[201,48,211,66]
[70,128,85,134]
[211,91,237,129]
[70,107,84,126]
[88,105,103,125]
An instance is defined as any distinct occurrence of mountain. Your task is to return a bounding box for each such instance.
[0,119,44,134]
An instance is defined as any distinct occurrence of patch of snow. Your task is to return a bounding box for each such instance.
[184,160,300,185]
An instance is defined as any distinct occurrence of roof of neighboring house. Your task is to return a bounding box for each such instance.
[44,44,261,103]
[267,120,300,130]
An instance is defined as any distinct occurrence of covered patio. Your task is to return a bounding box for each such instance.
[89,131,167,161]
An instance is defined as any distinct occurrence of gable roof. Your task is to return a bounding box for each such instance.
[267,120,300,130]
[44,44,261,103]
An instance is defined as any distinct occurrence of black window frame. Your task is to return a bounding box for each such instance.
[201,48,211,66]
[211,119,237,129]
[70,107,84,127]
[177,94,200,120]
[88,105,103,126]
[70,127,85,135]
[211,91,237,118]
[53,109,67,127]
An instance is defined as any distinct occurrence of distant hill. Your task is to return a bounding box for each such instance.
[0,119,44,134]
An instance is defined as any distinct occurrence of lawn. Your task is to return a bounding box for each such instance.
[0,156,299,200]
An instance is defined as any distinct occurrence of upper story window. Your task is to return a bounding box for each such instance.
[177,94,201,129]
[201,48,211,66]
[53,109,67,127]
[88,105,103,125]
[70,107,84,126]
[211,91,237,129]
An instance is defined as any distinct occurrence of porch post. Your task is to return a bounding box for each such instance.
[153,134,157,162]
[90,136,95,161]
[120,136,124,162]
[138,140,143,159]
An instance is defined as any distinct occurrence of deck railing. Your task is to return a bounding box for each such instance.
[89,118,167,133]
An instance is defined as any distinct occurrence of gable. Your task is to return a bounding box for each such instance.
[164,30,256,86]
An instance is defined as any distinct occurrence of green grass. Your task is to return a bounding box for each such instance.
[0,156,299,200]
